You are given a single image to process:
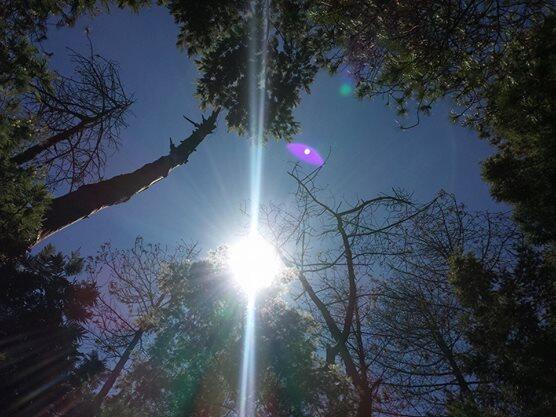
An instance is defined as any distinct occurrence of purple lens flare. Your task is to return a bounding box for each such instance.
[286,143,324,166]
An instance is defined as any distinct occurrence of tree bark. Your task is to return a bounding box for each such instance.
[35,110,219,244]
[356,391,373,417]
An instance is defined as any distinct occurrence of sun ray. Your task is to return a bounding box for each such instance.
[239,1,271,415]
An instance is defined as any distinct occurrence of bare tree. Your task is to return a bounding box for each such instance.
[262,166,434,417]
[14,46,133,191]
[263,167,518,417]
[371,197,519,416]
[85,237,198,416]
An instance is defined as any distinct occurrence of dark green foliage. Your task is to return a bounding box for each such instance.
[0,119,49,261]
[168,0,327,140]
[0,245,101,417]
[450,247,556,417]
[101,253,353,417]
[0,0,101,104]
[481,17,556,244]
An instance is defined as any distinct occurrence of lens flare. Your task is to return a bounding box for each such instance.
[286,143,324,166]
[339,83,353,97]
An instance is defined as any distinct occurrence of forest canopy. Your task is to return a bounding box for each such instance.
[0,1,554,417]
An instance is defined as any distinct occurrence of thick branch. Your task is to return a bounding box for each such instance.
[297,271,363,387]
[12,115,99,165]
[337,216,358,340]
[36,110,219,244]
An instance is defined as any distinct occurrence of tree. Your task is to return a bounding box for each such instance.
[165,0,555,242]
[15,43,133,192]
[371,196,518,416]
[450,247,556,417]
[0,136,49,261]
[84,237,198,416]
[480,16,556,244]
[99,247,354,417]
[0,245,101,417]
[262,166,437,416]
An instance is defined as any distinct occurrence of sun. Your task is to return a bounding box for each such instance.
[228,232,282,295]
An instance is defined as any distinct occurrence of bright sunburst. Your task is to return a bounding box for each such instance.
[229,232,281,295]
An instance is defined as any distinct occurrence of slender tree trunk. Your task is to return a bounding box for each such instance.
[434,331,475,401]
[12,116,99,165]
[353,298,374,416]
[297,271,362,384]
[89,330,143,417]
[356,391,373,417]
[297,270,374,416]
[35,110,219,244]
[419,297,476,402]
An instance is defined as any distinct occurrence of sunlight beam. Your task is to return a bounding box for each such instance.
[238,1,271,415]
[248,0,270,233]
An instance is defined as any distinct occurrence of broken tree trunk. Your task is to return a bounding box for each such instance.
[35,110,219,244]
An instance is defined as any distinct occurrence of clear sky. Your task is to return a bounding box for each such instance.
[37,5,502,257]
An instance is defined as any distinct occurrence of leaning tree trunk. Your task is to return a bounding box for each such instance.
[12,114,101,165]
[88,330,144,417]
[35,110,219,244]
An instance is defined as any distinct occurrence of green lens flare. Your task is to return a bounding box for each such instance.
[339,83,353,97]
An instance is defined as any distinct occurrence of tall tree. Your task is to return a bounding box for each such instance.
[85,237,198,416]
[98,248,354,417]
[262,166,436,416]
[450,247,556,417]
[0,245,102,417]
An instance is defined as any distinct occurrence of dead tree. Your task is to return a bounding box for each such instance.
[85,237,198,416]
[15,49,133,191]
[263,168,518,417]
[262,166,433,417]
[370,197,518,416]
[35,109,219,244]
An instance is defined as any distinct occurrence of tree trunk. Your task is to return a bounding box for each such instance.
[89,330,143,417]
[12,116,99,165]
[355,390,373,417]
[35,110,219,244]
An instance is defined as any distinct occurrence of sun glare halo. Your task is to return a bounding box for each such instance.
[229,233,282,295]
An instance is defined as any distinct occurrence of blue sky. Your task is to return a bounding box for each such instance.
[37,5,502,257]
